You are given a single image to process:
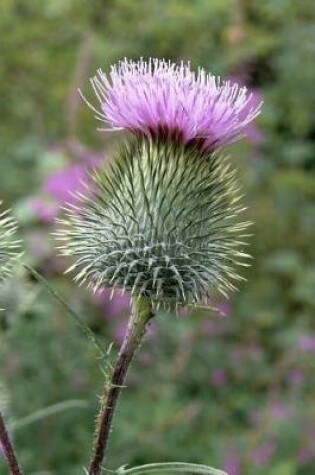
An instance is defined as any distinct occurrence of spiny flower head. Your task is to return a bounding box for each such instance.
[58,139,251,307]
[0,202,22,283]
[84,58,262,152]
[58,58,260,308]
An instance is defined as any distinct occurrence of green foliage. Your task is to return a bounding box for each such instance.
[116,462,227,475]
[0,0,315,474]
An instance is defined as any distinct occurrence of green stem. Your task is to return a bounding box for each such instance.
[24,265,105,359]
[0,410,23,475]
[88,297,154,475]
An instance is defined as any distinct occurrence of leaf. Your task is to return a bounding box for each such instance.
[115,462,227,475]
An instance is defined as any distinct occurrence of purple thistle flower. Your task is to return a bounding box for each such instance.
[210,369,227,388]
[93,288,131,319]
[201,320,224,337]
[83,58,262,152]
[30,198,59,224]
[223,449,241,475]
[251,441,277,466]
[30,165,89,224]
[297,447,314,464]
[268,402,292,421]
[43,163,90,206]
[288,368,306,386]
[296,334,315,353]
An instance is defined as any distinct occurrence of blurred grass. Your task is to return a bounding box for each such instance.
[1,1,315,474]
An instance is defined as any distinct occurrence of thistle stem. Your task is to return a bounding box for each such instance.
[88,297,154,475]
[0,411,23,475]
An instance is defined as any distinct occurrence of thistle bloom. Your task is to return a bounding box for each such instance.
[58,58,260,308]
[64,59,261,475]
[0,202,22,283]
[84,58,262,151]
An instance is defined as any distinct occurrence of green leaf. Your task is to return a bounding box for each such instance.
[116,462,227,475]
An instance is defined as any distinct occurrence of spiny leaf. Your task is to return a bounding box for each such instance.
[115,462,227,475]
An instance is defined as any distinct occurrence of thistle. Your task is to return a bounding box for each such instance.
[59,59,260,309]
[0,203,23,475]
[59,139,250,307]
[85,58,261,151]
[0,202,22,284]
[57,59,261,475]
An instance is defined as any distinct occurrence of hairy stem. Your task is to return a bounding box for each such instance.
[88,297,154,475]
[0,411,23,475]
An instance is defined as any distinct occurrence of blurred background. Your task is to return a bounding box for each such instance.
[1,1,315,474]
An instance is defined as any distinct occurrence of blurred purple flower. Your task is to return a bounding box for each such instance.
[251,400,293,428]
[223,449,241,475]
[229,76,264,146]
[114,322,128,344]
[200,300,230,335]
[43,163,89,205]
[32,152,102,223]
[85,58,261,152]
[296,335,315,353]
[24,230,55,262]
[93,288,131,319]
[297,447,314,464]
[251,441,276,466]
[215,300,232,317]
[211,369,227,388]
[269,402,292,421]
[201,320,224,337]
[30,198,59,223]
[288,368,306,387]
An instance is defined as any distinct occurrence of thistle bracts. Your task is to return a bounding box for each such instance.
[58,139,250,307]
[0,202,22,283]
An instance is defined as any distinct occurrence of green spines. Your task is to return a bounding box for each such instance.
[59,139,251,306]
[0,203,22,284]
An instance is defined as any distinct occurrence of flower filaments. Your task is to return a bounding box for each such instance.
[0,203,22,283]
[58,139,251,307]
[84,58,262,152]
